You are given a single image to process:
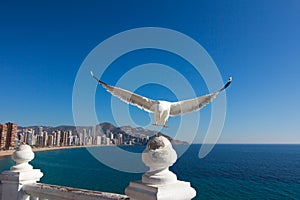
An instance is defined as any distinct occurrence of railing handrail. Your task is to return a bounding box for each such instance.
[22,183,129,200]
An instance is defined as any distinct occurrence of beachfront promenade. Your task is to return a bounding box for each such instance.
[0,136,196,200]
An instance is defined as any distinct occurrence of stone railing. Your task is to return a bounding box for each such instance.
[22,183,129,200]
[0,136,196,200]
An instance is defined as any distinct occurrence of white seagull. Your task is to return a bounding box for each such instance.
[91,71,232,128]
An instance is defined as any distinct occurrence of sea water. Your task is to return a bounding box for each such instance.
[0,144,299,199]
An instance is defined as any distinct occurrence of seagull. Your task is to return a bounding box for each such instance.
[91,71,232,128]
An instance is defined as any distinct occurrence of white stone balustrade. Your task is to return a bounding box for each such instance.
[22,183,129,200]
[125,135,196,200]
[0,144,43,200]
[1,136,196,200]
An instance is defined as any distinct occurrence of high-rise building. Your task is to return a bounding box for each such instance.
[83,129,87,145]
[79,132,83,146]
[67,131,72,146]
[62,131,68,146]
[110,132,114,140]
[117,133,123,145]
[6,122,17,149]
[38,126,43,136]
[18,132,25,145]
[96,124,104,136]
[106,137,111,145]
[93,126,96,137]
[96,136,101,145]
[47,135,54,147]
[37,135,44,147]
[72,135,79,146]
[101,135,107,145]
[43,131,48,147]
[0,124,8,149]
[54,130,61,147]
[52,131,57,146]
[26,129,33,145]
[0,122,17,150]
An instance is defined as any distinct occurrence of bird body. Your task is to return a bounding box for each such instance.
[154,100,171,127]
[91,71,232,128]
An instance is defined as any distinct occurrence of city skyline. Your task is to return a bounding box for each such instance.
[0,121,157,150]
[0,1,299,144]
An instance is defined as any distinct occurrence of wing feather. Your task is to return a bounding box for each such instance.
[91,72,156,112]
[170,77,232,116]
[103,84,156,112]
[169,92,218,116]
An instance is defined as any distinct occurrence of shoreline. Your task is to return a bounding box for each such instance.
[0,144,145,157]
[0,145,90,157]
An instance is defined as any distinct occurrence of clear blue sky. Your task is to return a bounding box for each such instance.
[0,0,299,143]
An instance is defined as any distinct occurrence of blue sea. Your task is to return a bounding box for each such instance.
[0,144,299,199]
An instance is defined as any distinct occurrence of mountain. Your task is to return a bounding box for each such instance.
[119,125,188,145]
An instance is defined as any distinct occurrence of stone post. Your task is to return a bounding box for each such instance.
[0,145,43,200]
[125,136,196,200]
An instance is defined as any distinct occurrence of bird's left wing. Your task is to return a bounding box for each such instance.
[169,77,232,116]
[91,71,156,113]
[169,93,218,116]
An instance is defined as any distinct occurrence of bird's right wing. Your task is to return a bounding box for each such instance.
[91,71,156,113]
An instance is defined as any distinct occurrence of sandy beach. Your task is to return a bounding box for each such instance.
[0,145,87,157]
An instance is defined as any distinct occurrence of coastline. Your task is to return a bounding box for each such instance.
[0,145,88,157]
[0,142,186,157]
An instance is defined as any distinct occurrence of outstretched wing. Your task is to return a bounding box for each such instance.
[170,77,232,116]
[169,93,218,116]
[91,71,156,113]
